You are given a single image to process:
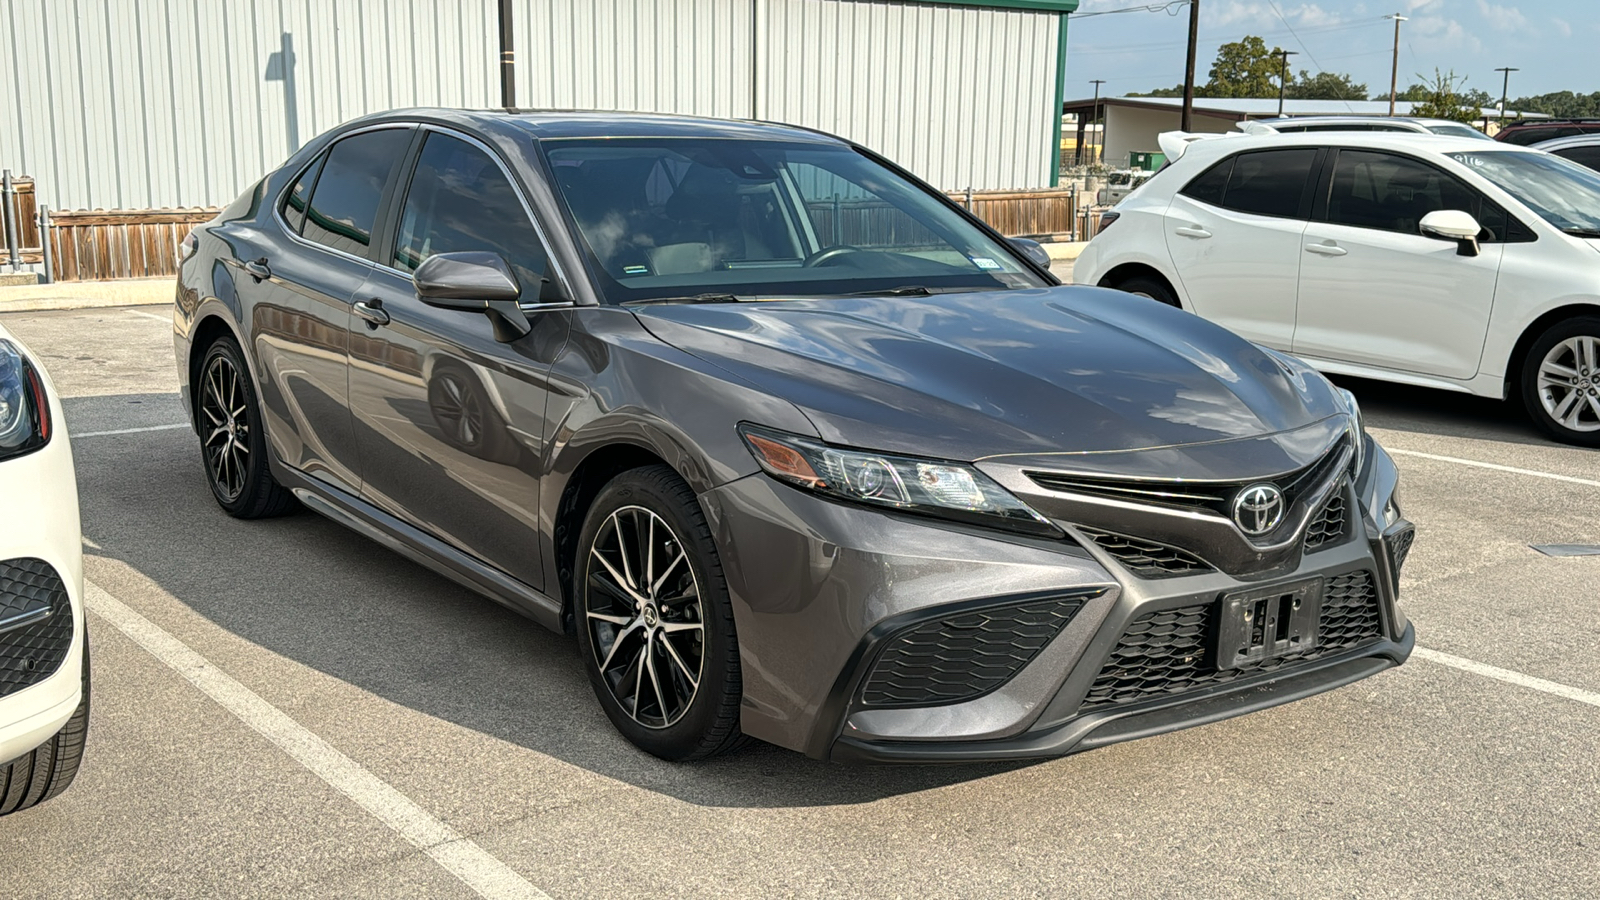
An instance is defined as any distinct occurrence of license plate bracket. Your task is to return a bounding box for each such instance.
[1216,578,1322,670]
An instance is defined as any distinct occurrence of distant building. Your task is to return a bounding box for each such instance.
[1062,97,1543,170]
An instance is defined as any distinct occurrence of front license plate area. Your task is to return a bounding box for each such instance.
[1216,578,1322,670]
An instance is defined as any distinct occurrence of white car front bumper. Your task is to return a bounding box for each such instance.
[0,332,85,765]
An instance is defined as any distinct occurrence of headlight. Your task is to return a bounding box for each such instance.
[1337,388,1366,477]
[0,340,52,461]
[738,424,1061,537]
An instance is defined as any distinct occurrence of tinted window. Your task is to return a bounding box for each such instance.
[282,155,324,234]
[301,128,411,256]
[393,133,550,299]
[1325,150,1478,235]
[1500,128,1559,146]
[1553,146,1600,173]
[1222,149,1318,217]
[1180,157,1233,206]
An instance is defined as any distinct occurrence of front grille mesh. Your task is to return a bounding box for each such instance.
[1080,570,1382,710]
[1,558,74,700]
[1078,528,1213,578]
[1304,492,1347,551]
[860,594,1096,707]
[1388,528,1416,574]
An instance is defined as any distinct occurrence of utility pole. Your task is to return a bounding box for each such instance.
[1385,14,1407,116]
[1181,0,1200,131]
[1495,66,1519,128]
[498,0,515,108]
[1275,50,1297,117]
[1090,79,1106,166]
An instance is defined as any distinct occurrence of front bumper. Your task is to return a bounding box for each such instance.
[700,443,1411,762]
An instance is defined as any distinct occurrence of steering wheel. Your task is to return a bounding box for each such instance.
[803,245,863,268]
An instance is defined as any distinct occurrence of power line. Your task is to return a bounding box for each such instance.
[1073,1,1191,19]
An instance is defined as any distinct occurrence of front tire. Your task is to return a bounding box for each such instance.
[196,337,297,518]
[1520,316,1600,447]
[1,642,89,817]
[1112,273,1180,308]
[573,466,744,761]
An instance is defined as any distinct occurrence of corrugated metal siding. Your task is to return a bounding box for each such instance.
[763,0,1058,190]
[0,0,1058,211]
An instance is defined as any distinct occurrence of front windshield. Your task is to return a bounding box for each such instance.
[540,138,1045,303]
[1427,123,1492,140]
[1448,149,1600,235]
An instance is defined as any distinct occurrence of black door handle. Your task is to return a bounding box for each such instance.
[242,257,271,282]
[354,298,391,327]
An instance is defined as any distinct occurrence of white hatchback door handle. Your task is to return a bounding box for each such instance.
[1174,224,1212,239]
[1305,242,1347,256]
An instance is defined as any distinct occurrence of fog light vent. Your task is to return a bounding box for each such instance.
[1,558,73,699]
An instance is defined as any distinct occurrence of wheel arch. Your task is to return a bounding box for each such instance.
[186,311,250,428]
[1503,302,1600,398]
[1096,262,1183,307]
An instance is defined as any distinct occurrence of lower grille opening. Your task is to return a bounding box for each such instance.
[860,593,1099,708]
[1077,528,1213,578]
[2,558,74,700]
[1080,570,1382,711]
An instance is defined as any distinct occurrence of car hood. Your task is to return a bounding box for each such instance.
[633,286,1346,465]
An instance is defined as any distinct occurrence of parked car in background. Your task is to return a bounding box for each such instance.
[0,325,89,816]
[173,109,1413,764]
[1531,134,1600,173]
[1078,131,1600,446]
[1241,116,1492,141]
[1495,118,1600,146]
[1096,169,1156,206]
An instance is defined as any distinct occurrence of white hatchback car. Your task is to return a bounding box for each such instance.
[0,324,88,816]
[1076,131,1600,445]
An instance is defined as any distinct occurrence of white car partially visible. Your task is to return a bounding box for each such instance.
[1076,131,1600,445]
[0,323,88,816]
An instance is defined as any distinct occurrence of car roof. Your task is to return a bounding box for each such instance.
[1250,116,1436,129]
[1531,134,1600,151]
[1173,130,1524,166]
[335,107,847,145]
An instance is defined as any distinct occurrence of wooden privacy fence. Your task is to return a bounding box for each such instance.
[6,185,1098,283]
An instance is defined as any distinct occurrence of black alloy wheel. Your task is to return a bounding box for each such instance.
[575,466,744,760]
[197,338,296,518]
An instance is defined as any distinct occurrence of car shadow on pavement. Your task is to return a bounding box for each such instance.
[1329,375,1555,448]
[77,433,1038,810]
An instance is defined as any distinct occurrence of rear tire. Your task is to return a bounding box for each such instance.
[574,465,745,761]
[196,337,297,518]
[1111,273,1181,308]
[1519,316,1600,447]
[1,641,89,817]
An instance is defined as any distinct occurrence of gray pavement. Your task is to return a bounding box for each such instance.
[2,304,1598,899]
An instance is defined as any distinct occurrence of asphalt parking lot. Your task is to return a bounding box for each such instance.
[2,302,1598,899]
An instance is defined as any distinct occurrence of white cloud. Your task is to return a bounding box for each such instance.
[1474,1,1534,34]
[1206,1,1346,29]
[1551,17,1572,39]
[1408,14,1483,55]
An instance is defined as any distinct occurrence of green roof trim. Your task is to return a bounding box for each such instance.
[904,0,1080,12]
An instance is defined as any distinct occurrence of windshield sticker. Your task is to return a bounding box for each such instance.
[622,265,650,275]
[971,257,1002,270]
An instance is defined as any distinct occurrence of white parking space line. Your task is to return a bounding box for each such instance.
[73,423,190,438]
[124,308,172,323]
[1415,647,1600,710]
[84,581,551,900]
[1386,447,1600,489]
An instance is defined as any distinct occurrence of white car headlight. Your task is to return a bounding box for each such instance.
[0,339,52,461]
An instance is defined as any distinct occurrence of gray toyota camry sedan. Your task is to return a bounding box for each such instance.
[173,109,1415,762]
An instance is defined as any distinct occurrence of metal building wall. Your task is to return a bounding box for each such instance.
[0,0,1059,211]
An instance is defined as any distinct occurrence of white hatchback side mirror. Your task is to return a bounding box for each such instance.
[1419,210,1482,257]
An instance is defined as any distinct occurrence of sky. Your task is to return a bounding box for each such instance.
[1065,0,1599,102]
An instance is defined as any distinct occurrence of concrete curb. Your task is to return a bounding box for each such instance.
[0,278,174,313]
[1041,241,1087,261]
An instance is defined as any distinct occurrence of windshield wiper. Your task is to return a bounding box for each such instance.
[624,293,744,306]
[849,285,933,297]
[1562,228,1600,239]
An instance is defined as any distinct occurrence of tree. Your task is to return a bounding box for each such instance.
[1508,90,1600,118]
[1401,69,1479,123]
[1205,36,1293,98]
[1127,85,1186,98]
[1286,70,1367,101]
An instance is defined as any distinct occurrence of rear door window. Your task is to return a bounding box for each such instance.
[282,155,325,234]
[1180,156,1234,206]
[1219,149,1320,218]
[301,128,412,257]
[1553,145,1600,173]
[391,132,552,300]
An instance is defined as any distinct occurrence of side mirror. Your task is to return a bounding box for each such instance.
[414,251,533,342]
[1419,210,1482,257]
[1009,237,1053,269]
